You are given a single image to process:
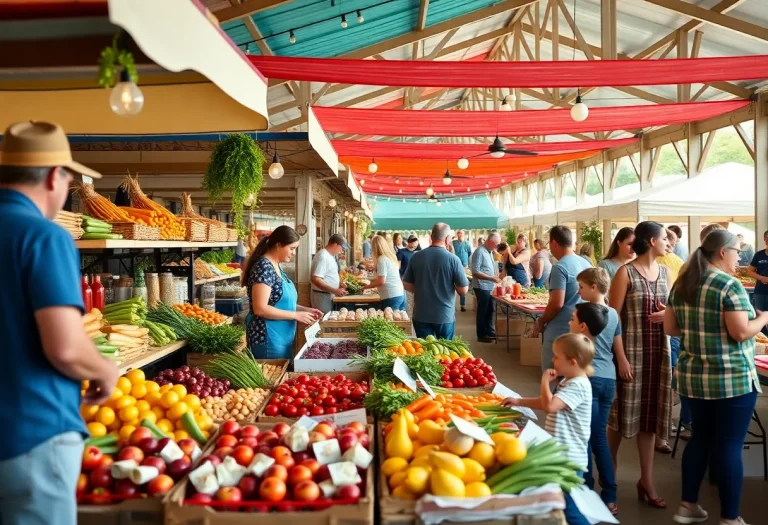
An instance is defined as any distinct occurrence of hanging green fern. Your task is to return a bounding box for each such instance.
[98,33,138,88]
[203,133,264,237]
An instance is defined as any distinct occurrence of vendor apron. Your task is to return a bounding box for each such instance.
[247,271,298,360]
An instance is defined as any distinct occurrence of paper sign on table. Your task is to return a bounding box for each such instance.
[448,414,494,445]
[295,415,319,430]
[304,321,321,341]
[415,372,436,398]
[311,408,367,426]
[492,382,538,421]
[569,485,619,524]
[518,421,553,446]
[393,357,418,392]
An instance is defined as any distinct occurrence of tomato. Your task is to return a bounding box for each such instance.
[478,377,489,386]
[338,387,351,399]
[296,375,309,385]
[287,387,299,397]
[293,398,305,408]
[283,405,298,417]
[297,407,310,417]
[452,379,465,388]
[282,396,294,406]
[442,381,453,388]
[471,369,484,378]
[449,369,460,379]
[440,374,449,382]
[480,365,492,374]
[466,378,478,387]
[318,387,329,395]
[350,387,365,401]
[333,374,345,382]
[310,405,325,416]
[462,374,473,384]
[320,375,331,381]
[264,404,280,416]
[322,396,336,407]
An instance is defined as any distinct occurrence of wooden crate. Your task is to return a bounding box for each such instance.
[164,424,375,525]
[77,495,163,525]
[207,223,229,242]
[320,319,411,338]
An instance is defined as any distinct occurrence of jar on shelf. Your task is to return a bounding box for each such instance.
[175,277,189,304]
[102,274,115,305]
[201,283,216,311]
[146,272,160,307]
[115,276,133,303]
[160,272,175,305]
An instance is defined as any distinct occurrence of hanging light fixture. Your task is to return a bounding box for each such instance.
[378,185,383,190]
[289,30,296,44]
[245,45,251,55]
[343,210,349,217]
[498,96,513,112]
[485,182,490,189]
[368,158,378,174]
[571,89,589,122]
[436,200,442,207]
[387,197,391,201]
[328,198,337,208]
[450,189,454,194]
[402,198,406,203]
[395,177,399,184]
[442,169,452,185]
[425,184,434,197]
[110,70,144,117]
[466,187,471,192]
[506,92,516,102]
[419,180,424,186]
[353,215,359,222]
[341,14,348,28]
[501,178,506,183]
[489,136,506,158]
[360,178,365,186]
[457,157,469,170]
[268,144,285,179]
[357,10,364,23]
[398,188,402,193]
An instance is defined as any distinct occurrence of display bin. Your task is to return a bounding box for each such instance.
[215,296,249,316]
[77,494,163,525]
[319,312,411,338]
[294,323,369,372]
[164,423,375,525]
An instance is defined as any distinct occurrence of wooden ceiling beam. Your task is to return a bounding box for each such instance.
[214,0,293,23]
[644,0,768,43]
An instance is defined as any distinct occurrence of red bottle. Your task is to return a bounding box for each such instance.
[81,275,93,312]
[91,274,105,311]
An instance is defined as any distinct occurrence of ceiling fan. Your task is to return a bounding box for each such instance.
[486,136,538,158]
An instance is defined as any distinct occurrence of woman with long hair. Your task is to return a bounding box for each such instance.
[243,226,322,359]
[363,235,406,310]
[579,242,595,266]
[503,233,531,286]
[529,239,552,288]
[392,232,403,253]
[599,227,635,280]
[608,221,672,509]
[665,230,766,525]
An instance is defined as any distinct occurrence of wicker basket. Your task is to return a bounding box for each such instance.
[227,229,238,242]
[180,218,207,242]
[110,222,161,241]
[207,223,228,242]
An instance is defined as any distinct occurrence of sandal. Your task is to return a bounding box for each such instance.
[607,503,619,516]
[655,441,673,454]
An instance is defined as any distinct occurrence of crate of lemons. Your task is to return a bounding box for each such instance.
[80,369,215,443]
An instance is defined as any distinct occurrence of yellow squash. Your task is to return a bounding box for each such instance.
[430,469,466,498]
[386,411,414,460]
[417,420,446,445]
[429,451,466,478]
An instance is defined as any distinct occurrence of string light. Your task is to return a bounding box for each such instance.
[466,187,471,192]
[399,188,402,193]
[379,186,383,190]
[425,184,434,197]
[341,14,348,28]
[368,158,378,173]
[357,10,364,23]
[328,198,337,207]
[457,157,469,170]
[571,89,589,121]
[360,179,365,186]
[395,177,399,184]
[289,30,296,44]
[387,197,391,201]
[442,169,452,185]
[419,180,424,186]
[245,45,250,55]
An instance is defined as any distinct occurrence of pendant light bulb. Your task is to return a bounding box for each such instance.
[571,92,589,122]
[289,30,296,44]
[442,170,452,185]
[419,180,424,186]
[402,198,406,203]
[485,182,490,189]
[425,184,434,197]
[457,157,469,170]
[357,10,364,23]
[506,93,516,102]
[395,177,399,184]
[360,179,365,186]
[245,45,251,55]
[387,197,391,201]
[368,158,378,174]
[341,14,348,28]
[399,188,402,193]
[328,198,337,208]
[499,99,513,112]
[353,215,359,222]
[436,200,442,207]
[110,70,144,117]
[268,152,285,179]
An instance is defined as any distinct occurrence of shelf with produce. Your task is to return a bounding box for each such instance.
[76,240,237,250]
[194,271,241,286]
[117,339,188,375]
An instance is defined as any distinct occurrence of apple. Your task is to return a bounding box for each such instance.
[157,437,172,451]
[313,423,335,439]
[258,431,279,447]
[99,455,114,469]
[220,421,240,437]
[81,446,103,472]
[315,464,331,482]
[317,419,337,431]
[147,474,175,496]
[299,458,321,476]
[76,473,90,496]
[200,455,221,468]
[357,433,370,449]
[89,466,113,489]
[264,464,288,483]
[114,479,139,497]
[213,447,233,460]
[90,487,112,505]
[216,486,243,502]
[336,484,361,500]
[189,492,213,504]
[216,435,238,449]
[231,445,255,467]
[292,451,311,464]
[118,446,145,464]
[239,425,261,439]
[129,427,154,447]
[238,475,260,500]
[259,477,286,502]
[287,465,313,486]
[271,423,290,437]
[345,421,366,435]
[177,438,198,458]
[142,456,167,475]
[256,445,273,457]
[308,431,326,445]
[166,458,192,481]
[293,480,320,502]
[137,437,159,456]
[338,434,359,453]
[238,437,259,449]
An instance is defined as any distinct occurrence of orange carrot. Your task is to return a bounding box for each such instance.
[405,395,432,413]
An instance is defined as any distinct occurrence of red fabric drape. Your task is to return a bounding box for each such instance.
[250,55,768,88]
[332,138,637,159]
[343,150,602,177]
[364,177,514,197]
[313,101,749,137]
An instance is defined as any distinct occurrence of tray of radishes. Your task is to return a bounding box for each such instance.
[294,339,369,372]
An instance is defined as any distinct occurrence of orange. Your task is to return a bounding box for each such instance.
[131,383,148,399]
[170,384,187,398]
[167,402,189,421]
[159,384,173,394]
[87,422,107,437]
[183,394,201,411]
[116,377,132,393]
[151,406,166,420]
[95,407,116,426]
[160,391,180,409]
[125,369,145,385]
[144,381,160,393]
[156,419,174,434]
[119,405,139,422]
[138,410,157,424]
[114,395,136,410]
[174,430,190,442]
[144,392,162,407]
[119,425,137,441]
[107,418,122,431]
[80,404,99,422]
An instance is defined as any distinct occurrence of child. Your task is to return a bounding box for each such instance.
[503,333,594,525]
[573,267,626,516]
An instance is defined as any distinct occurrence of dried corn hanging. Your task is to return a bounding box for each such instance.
[76,184,134,223]
[121,174,185,239]
[181,192,226,226]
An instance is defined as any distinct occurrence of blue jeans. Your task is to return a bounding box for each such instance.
[563,472,591,525]
[754,294,768,336]
[459,294,466,307]
[585,377,617,504]
[413,321,455,340]
[380,295,406,311]
[670,337,692,425]
[681,389,757,520]
[474,288,495,339]
[233,254,245,264]
[533,272,549,288]
[0,431,83,525]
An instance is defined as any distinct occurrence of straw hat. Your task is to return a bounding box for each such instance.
[0,121,101,179]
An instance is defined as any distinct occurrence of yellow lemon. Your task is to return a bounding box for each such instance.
[118,405,139,423]
[183,394,201,411]
[465,482,492,498]
[156,419,174,434]
[131,383,148,399]
[116,377,132,393]
[87,422,107,437]
[174,430,190,441]
[160,391,180,409]
[468,442,496,469]
[95,407,116,426]
[119,425,136,441]
[151,406,166,420]
[175,418,185,430]
[168,402,189,421]
[107,418,122,431]
[159,384,173,394]
[125,369,145,385]
[138,410,157,424]
[135,400,151,412]
[144,381,160,393]
[170,385,187,398]
[80,404,99,423]
[144,392,162,407]
[114,395,136,410]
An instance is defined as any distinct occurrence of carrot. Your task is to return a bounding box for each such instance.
[413,401,441,421]
[452,400,475,411]
[405,394,432,413]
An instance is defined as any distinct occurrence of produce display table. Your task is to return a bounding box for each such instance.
[333,293,381,309]
[117,339,187,375]
[495,297,546,352]
[194,270,241,285]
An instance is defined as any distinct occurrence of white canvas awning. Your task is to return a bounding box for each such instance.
[535,211,558,226]
[557,201,600,224]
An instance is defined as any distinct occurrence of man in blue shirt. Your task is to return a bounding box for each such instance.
[397,235,418,277]
[452,230,473,312]
[749,230,768,336]
[0,122,118,524]
[535,225,591,370]
[470,232,501,342]
[362,234,372,259]
[403,223,469,339]
[669,225,688,262]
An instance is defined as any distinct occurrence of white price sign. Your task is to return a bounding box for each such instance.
[448,414,494,445]
[393,357,418,392]
[492,382,538,421]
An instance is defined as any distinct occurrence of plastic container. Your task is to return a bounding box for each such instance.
[215,296,249,316]
[201,283,216,311]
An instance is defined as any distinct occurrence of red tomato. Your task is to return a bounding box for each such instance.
[296,375,309,385]
[310,405,325,416]
[325,406,337,414]
[442,381,453,388]
[264,404,280,416]
[466,378,478,387]
[449,369,460,379]
[283,405,298,417]
[297,407,310,416]
[287,387,299,397]
[322,397,336,407]
[452,378,465,388]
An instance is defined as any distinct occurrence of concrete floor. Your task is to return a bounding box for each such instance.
[452,305,768,525]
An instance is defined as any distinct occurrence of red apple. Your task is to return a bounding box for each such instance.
[216,486,243,502]
[157,437,172,451]
[338,434,359,453]
[177,438,198,458]
[317,419,337,431]
[129,427,154,446]
[238,437,259,449]
[308,431,327,444]
[81,446,103,472]
[287,465,313,486]
[264,464,288,483]
[336,484,361,500]
[315,464,331,482]
[271,423,290,437]
[117,446,144,464]
[137,437,159,456]
[344,422,366,435]
[292,451,311,464]
[259,477,286,502]
[213,447,233,460]
[256,445,273,457]
[142,456,167,475]
[200,455,221,468]
[220,421,240,437]
[216,435,238,449]
[76,473,90,496]
[90,487,112,505]
[231,445,255,467]
[258,431,279,447]
[300,458,321,476]
[114,479,139,497]
[89,466,113,489]
[357,433,370,449]
[147,474,174,496]
[293,480,320,502]
[313,423,335,439]
[166,458,192,481]
[239,425,261,439]
[189,492,213,504]
[99,455,114,469]
[238,475,259,500]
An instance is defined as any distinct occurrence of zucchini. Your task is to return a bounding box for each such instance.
[181,412,207,445]
[84,226,112,234]
[140,418,170,439]
[93,337,108,345]
[98,445,120,455]
[80,233,123,240]
[81,216,112,229]
[96,344,119,354]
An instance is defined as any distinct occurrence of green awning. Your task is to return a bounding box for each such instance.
[371,196,502,230]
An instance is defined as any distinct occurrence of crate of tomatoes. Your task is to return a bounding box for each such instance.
[164,420,374,525]
[258,372,371,424]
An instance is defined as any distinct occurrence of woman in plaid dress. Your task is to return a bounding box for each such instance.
[608,221,673,509]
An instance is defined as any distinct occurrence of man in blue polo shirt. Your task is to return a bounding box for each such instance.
[0,122,118,524]
[452,230,472,312]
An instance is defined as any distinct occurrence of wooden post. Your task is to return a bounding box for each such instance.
[639,143,655,191]
[554,175,563,210]
[756,93,768,240]
[687,122,703,253]
[295,174,313,306]
[575,163,586,204]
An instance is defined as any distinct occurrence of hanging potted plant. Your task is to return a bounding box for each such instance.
[203,133,265,237]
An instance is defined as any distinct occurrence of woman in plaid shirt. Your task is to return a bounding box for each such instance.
[665,229,768,525]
